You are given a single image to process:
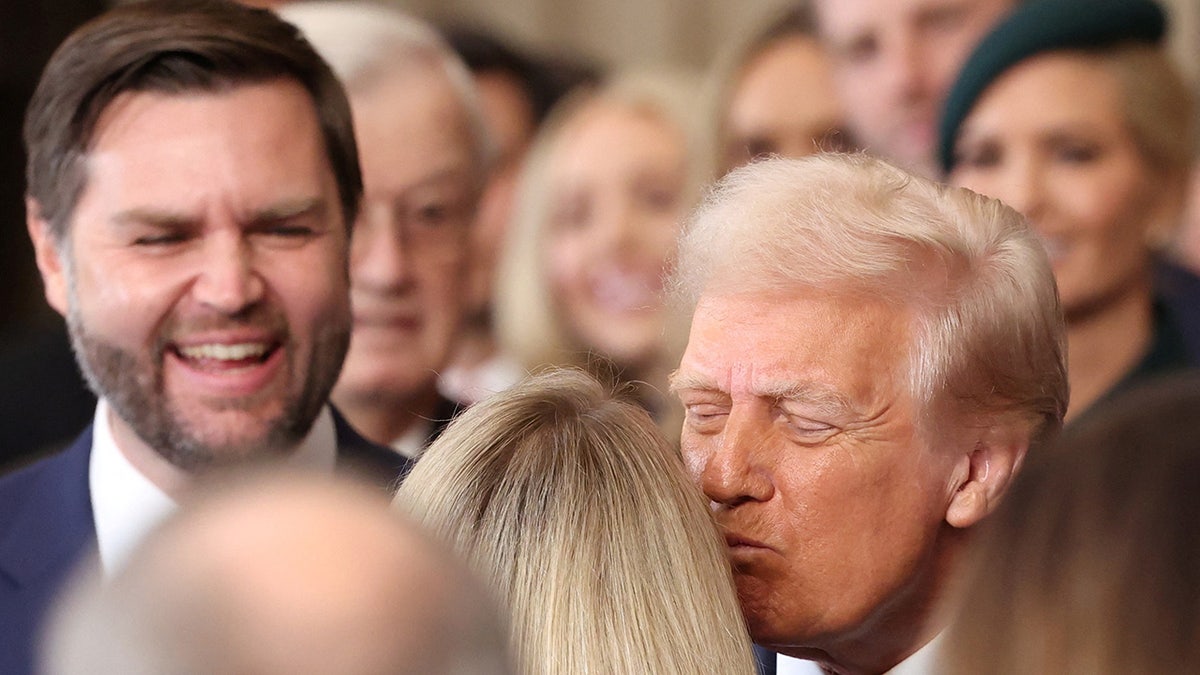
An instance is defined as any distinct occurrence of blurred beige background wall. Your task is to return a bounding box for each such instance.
[394,0,798,70]
[396,0,1196,80]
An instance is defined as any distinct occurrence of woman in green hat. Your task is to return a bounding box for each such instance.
[940,0,1200,421]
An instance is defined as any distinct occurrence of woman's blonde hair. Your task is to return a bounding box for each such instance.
[393,368,756,675]
[1095,43,1194,180]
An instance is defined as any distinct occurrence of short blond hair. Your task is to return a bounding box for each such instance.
[394,368,757,675]
[45,473,511,675]
[672,153,1068,440]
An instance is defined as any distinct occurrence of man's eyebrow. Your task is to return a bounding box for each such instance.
[667,370,721,394]
[112,208,196,229]
[754,380,857,415]
[249,197,328,223]
[110,198,330,229]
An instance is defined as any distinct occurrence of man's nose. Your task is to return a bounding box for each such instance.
[696,410,774,507]
[351,203,413,293]
[192,232,264,314]
[882,27,939,107]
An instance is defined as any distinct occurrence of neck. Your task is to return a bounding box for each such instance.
[779,527,963,675]
[332,385,441,446]
[1064,285,1154,421]
[448,319,499,373]
[106,406,193,499]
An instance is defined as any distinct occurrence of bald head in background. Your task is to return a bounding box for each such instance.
[43,474,512,675]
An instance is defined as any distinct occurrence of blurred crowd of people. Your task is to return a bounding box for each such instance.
[0,0,1198,674]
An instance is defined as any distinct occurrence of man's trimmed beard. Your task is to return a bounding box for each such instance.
[64,282,351,473]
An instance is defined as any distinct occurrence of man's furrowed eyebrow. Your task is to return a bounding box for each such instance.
[754,380,857,415]
[112,208,196,228]
[249,197,328,223]
[110,198,330,229]
[668,370,722,395]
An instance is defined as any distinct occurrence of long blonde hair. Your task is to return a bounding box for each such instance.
[394,368,756,675]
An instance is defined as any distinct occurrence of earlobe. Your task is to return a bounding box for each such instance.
[945,424,1031,529]
[26,198,70,316]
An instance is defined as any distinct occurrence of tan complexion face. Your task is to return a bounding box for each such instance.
[544,101,688,369]
[673,288,962,656]
[334,66,476,410]
[30,80,350,470]
[723,35,850,173]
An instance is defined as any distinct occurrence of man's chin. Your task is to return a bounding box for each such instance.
[143,411,305,473]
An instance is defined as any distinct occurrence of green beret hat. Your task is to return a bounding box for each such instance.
[938,0,1166,175]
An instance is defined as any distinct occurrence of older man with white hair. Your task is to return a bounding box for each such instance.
[281,2,495,457]
[669,154,1068,674]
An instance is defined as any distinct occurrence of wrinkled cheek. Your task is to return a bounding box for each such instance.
[732,570,782,634]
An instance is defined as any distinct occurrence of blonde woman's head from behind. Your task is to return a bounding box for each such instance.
[394,368,756,675]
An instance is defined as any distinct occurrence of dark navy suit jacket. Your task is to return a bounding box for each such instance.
[755,645,778,674]
[0,408,411,675]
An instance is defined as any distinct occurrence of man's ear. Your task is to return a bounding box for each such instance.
[945,421,1031,529]
[26,198,70,317]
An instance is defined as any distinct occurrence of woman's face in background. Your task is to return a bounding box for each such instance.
[544,100,688,369]
[722,34,851,174]
[950,52,1173,318]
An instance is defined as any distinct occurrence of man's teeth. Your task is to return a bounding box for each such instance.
[178,343,269,361]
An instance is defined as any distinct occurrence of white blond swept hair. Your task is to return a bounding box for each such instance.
[673,153,1068,439]
[279,1,495,176]
[394,368,757,675]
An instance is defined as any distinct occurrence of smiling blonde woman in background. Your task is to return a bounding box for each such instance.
[940,0,1200,420]
[493,73,705,431]
[393,368,757,675]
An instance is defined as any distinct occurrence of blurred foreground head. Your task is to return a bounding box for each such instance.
[44,473,512,675]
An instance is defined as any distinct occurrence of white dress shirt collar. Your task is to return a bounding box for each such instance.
[89,400,337,573]
[390,419,432,460]
[776,633,943,675]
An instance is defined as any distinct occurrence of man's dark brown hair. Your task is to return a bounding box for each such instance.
[24,0,362,239]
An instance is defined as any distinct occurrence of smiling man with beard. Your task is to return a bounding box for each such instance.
[0,2,411,674]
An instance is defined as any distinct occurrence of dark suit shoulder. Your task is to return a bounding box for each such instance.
[331,407,414,493]
[1155,259,1200,362]
[753,645,778,675]
[0,430,94,569]
[0,429,95,675]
